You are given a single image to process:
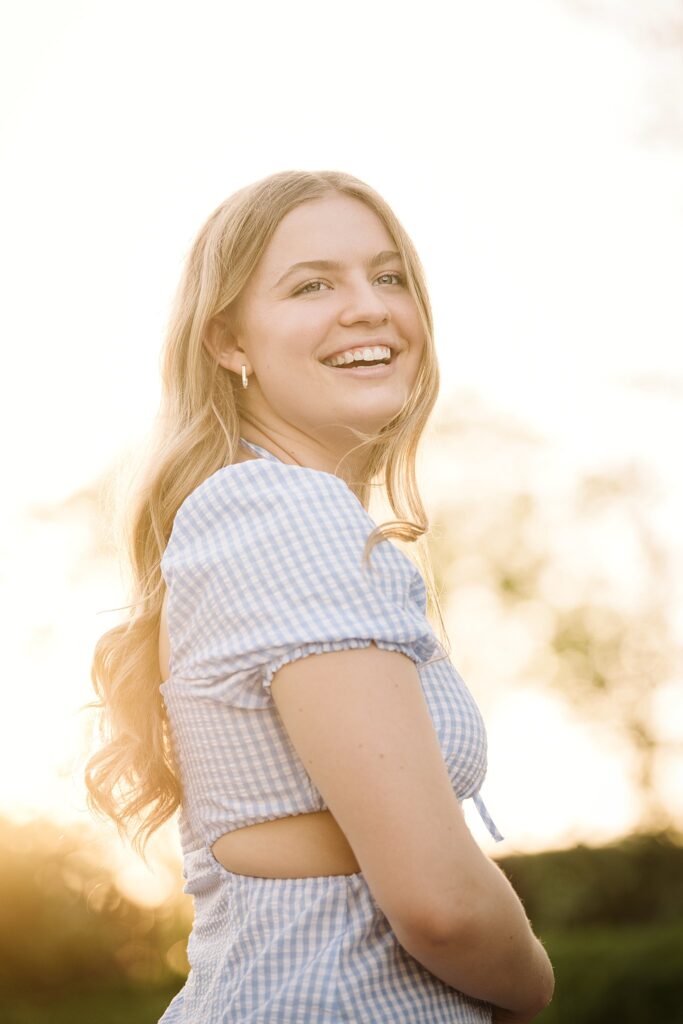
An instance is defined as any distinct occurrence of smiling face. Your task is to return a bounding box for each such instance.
[211,192,426,470]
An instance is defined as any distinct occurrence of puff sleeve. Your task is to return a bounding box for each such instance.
[160,462,443,708]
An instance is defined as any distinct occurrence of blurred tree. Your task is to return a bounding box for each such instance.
[426,411,683,836]
[546,463,681,832]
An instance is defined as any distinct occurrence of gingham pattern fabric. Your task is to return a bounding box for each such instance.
[157,438,503,1023]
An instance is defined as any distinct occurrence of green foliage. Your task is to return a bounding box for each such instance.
[537,923,683,1024]
[1,986,180,1024]
[495,832,683,1023]
[495,830,683,930]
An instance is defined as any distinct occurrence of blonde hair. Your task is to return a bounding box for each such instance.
[84,169,450,856]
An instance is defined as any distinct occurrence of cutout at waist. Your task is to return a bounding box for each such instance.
[210,810,362,879]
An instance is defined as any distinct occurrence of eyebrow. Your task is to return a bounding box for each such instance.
[273,249,403,289]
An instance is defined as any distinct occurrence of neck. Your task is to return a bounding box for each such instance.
[238,422,372,505]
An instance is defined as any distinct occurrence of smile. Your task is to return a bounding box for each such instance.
[320,357,397,379]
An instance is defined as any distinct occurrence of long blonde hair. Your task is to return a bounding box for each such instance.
[84,169,450,855]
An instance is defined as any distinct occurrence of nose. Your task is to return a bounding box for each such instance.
[337,276,391,327]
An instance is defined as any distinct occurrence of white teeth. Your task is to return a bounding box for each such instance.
[322,345,392,367]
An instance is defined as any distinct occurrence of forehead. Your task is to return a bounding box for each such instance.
[260,194,396,271]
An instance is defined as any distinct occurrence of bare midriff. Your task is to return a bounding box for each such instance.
[210,811,361,878]
[159,496,362,879]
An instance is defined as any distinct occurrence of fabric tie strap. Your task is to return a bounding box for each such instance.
[472,790,505,842]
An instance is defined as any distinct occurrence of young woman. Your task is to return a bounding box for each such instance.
[85,170,554,1023]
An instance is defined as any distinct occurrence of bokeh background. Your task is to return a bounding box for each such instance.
[2,0,682,1020]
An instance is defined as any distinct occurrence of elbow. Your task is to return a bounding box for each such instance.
[410,893,479,948]
[382,888,475,952]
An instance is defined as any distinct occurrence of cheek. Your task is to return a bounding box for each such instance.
[273,305,332,347]
[242,314,314,368]
[398,301,426,349]
[392,290,421,325]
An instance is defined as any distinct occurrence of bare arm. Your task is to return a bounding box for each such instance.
[270,643,554,1015]
[390,855,555,1018]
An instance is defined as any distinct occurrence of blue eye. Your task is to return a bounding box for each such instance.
[294,280,329,295]
[375,272,404,286]
[293,271,405,296]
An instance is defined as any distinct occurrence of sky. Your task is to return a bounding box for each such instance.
[1,0,682,894]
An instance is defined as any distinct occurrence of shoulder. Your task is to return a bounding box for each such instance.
[178,459,366,525]
[164,460,376,565]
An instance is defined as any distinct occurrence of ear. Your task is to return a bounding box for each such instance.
[203,313,250,375]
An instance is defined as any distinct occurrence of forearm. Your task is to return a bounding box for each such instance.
[391,858,554,1017]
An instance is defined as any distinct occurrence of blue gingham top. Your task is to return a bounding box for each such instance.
[158,438,503,1024]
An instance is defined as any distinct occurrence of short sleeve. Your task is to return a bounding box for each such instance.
[161,462,442,708]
